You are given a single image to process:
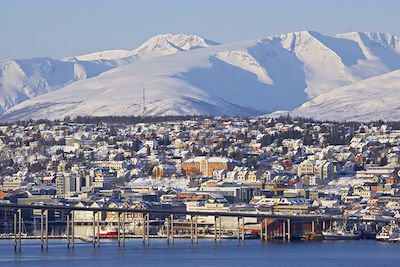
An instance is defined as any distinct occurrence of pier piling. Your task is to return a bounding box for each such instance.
[18,208,22,251]
[92,211,96,248]
[40,210,44,250]
[195,215,198,242]
[218,216,222,242]
[45,210,48,250]
[117,212,121,246]
[170,214,174,243]
[97,211,100,247]
[311,220,315,234]
[143,213,150,245]
[282,220,286,241]
[67,212,70,248]
[146,213,150,245]
[214,216,217,242]
[237,217,240,241]
[122,212,126,247]
[142,214,146,244]
[13,210,17,252]
[166,215,170,244]
[71,210,75,248]
[190,215,194,242]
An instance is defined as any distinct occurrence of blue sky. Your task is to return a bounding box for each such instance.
[1,0,399,59]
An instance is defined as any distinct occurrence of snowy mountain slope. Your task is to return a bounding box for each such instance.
[288,69,400,121]
[0,57,117,114]
[1,40,274,120]
[277,31,400,97]
[0,34,216,115]
[2,31,400,121]
[73,34,218,61]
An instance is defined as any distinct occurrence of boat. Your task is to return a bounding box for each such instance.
[388,236,400,242]
[302,232,323,241]
[229,231,260,240]
[322,229,360,240]
[99,226,118,238]
[79,236,94,243]
[376,230,390,241]
[376,223,400,242]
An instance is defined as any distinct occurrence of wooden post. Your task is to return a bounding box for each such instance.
[67,212,70,248]
[92,211,96,247]
[237,217,240,241]
[195,215,198,242]
[282,220,286,241]
[142,214,146,244]
[214,216,217,242]
[40,210,44,250]
[18,208,22,251]
[166,216,169,243]
[146,213,150,245]
[45,209,48,250]
[218,216,222,242]
[170,214,174,243]
[97,211,100,247]
[264,218,268,241]
[312,221,315,234]
[260,219,263,241]
[122,212,125,247]
[71,210,75,248]
[190,215,194,242]
[13,210,17,252]
[241,217,245,240]
[117,212,121,246]
[287,219,291,241]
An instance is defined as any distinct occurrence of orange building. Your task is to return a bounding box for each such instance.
[181,156,235,177]
[152,164,177,178]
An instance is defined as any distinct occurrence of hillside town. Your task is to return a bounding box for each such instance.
[1,116,400,241]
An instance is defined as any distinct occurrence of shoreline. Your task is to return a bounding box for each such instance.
[0,235,398,243]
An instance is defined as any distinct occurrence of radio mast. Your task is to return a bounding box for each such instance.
[142,85,146,117]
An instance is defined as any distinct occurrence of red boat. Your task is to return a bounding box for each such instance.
[99,226,118,237]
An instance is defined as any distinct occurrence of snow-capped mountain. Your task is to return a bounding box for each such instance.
[0,34,216,115]
[2,31,400,121]
[73,34,218,61]
[0,57,117,114]
[289,69,400,121]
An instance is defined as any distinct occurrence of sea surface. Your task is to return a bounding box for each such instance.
[1,239,399,267]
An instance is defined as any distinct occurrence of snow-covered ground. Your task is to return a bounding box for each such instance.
[2,31,400,121]
[0,34,217,116]
[127,177,188,191]
[290,69,400,121]
[327,176,368,187]
[320,176,368,195]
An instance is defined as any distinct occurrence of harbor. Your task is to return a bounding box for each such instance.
[1,203,399,251]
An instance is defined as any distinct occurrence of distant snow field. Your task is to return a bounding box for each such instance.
[1,31,400,122]
[128,177,188,190]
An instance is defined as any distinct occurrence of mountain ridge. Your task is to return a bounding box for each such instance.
[2,31,400,122]
[0,34,216,115]
[288,69,400,121]
[72,33,219,61]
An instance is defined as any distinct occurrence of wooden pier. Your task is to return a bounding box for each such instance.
[0,203,395,251]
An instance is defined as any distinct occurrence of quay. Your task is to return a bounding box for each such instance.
[0,203,396,252]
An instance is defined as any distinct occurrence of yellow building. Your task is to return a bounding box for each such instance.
[181,156,235,177]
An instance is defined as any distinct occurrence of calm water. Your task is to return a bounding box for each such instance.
[1,239,399,267]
